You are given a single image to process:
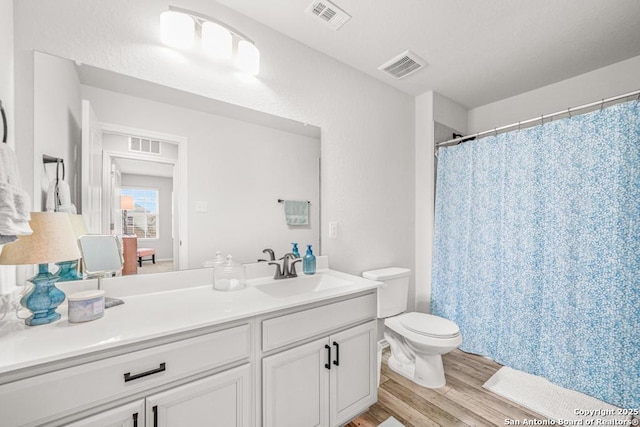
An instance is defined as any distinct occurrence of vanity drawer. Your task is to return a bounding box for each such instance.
[0,324,251,427]
[262,292,376,352]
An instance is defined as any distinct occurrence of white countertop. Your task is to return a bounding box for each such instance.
[0,267,380,378]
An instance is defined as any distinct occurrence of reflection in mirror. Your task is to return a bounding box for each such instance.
[78,234,125,308]
[34,51,321,277]
[78,235,122,276]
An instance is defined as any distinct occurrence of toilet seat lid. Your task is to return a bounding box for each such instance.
[399,312,460,339]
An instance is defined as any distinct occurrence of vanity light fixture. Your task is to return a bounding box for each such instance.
[160,6,260,75]
[160,10,195,48]
[202,21,232,59]
[236,40,260,76]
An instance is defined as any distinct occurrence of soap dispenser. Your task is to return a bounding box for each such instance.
[291,243,300,258]
[303,244,316,275]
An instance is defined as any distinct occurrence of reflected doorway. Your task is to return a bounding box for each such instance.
[100,124,186,274]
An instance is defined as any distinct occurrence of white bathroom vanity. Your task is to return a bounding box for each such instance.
[0,259,381,427]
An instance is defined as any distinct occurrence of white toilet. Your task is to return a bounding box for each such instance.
[362,267,462,388]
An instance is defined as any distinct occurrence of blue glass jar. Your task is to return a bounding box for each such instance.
[303,244,316,275]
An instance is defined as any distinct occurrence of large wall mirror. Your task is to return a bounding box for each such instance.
[33,51,320,273]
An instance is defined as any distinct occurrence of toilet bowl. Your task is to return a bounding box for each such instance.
[362,267,462,389]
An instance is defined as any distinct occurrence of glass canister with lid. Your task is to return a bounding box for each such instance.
[213,255,246,291]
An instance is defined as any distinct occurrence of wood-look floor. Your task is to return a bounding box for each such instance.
[347,348,546,427]
[353,349,640,427]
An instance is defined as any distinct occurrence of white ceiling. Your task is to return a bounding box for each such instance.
[114,158,174,178]
[217,0,640,108]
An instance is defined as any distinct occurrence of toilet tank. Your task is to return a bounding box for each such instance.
[362,267,411,318]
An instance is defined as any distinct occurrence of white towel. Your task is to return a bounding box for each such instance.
[0,144,32,243]
[284,200,309,225]
[46,178,77,214]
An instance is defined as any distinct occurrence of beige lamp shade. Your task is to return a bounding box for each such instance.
[0,212,81,265]
[69,214,88,238]
[120,196,134,210]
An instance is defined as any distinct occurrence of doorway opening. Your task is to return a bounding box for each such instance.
[91,120,188,274]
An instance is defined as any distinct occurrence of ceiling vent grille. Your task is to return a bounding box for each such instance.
[129,137,161,155]
[305,0,351,31]
[378,50,427,79]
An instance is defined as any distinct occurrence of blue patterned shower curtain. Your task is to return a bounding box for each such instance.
[431,101,640,408]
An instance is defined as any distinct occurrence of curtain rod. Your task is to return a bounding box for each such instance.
[436,89,640,149]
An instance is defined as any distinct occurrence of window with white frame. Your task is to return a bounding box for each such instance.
[121,187,159,239]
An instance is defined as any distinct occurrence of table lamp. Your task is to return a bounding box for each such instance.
[0,212,81,326]
[55,214,88,282]
[120,195,134,235]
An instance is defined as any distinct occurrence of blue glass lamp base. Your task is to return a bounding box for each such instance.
[22,264,66,326]
[56,260,82,281]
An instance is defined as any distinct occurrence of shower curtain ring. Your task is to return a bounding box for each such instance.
[600,99,605,111]
[567,108,572,118]
[518,121,521,131]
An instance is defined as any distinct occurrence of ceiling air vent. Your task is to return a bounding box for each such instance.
[129,137,161,155]
[378,50,427,79]
[305,0,351,31]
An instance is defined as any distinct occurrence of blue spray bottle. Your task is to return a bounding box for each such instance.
[291,243,300,258]
[303,244,316,275]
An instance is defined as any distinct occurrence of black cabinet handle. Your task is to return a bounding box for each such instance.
[324,344,331,370]
[153,405,158,427]
[132,412,138,427]
[123,362,166,382]
[333,341,340,366]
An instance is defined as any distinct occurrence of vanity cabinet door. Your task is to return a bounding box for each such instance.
[329,320,378,426]
[63,400,145,427]
[146,364,252,427]
[263,337,330,427]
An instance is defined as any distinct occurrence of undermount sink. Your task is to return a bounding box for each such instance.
[252,273,353,298]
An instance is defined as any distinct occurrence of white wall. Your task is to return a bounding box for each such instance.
[84,85,320,267]
[14,0,415,279]
[121,173,174,261]
[33,52,81,211]
[414,92,467,312]
[468,55,640,133]
[414,92,435,313]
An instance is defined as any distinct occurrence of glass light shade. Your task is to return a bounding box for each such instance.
[160,11,195,49]
[202,22,232,59]
[69,214,88,238]
[121,195,134,210]
[236,40,260,75]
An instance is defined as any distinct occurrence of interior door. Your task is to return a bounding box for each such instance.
[329,320,378,426]
[81,100,103,233]
[262,337,330,427]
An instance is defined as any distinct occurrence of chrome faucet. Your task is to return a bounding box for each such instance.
[259,248,276,262]
[268,261,285,279]
[265,251,301,280]
[283,253,302,278]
